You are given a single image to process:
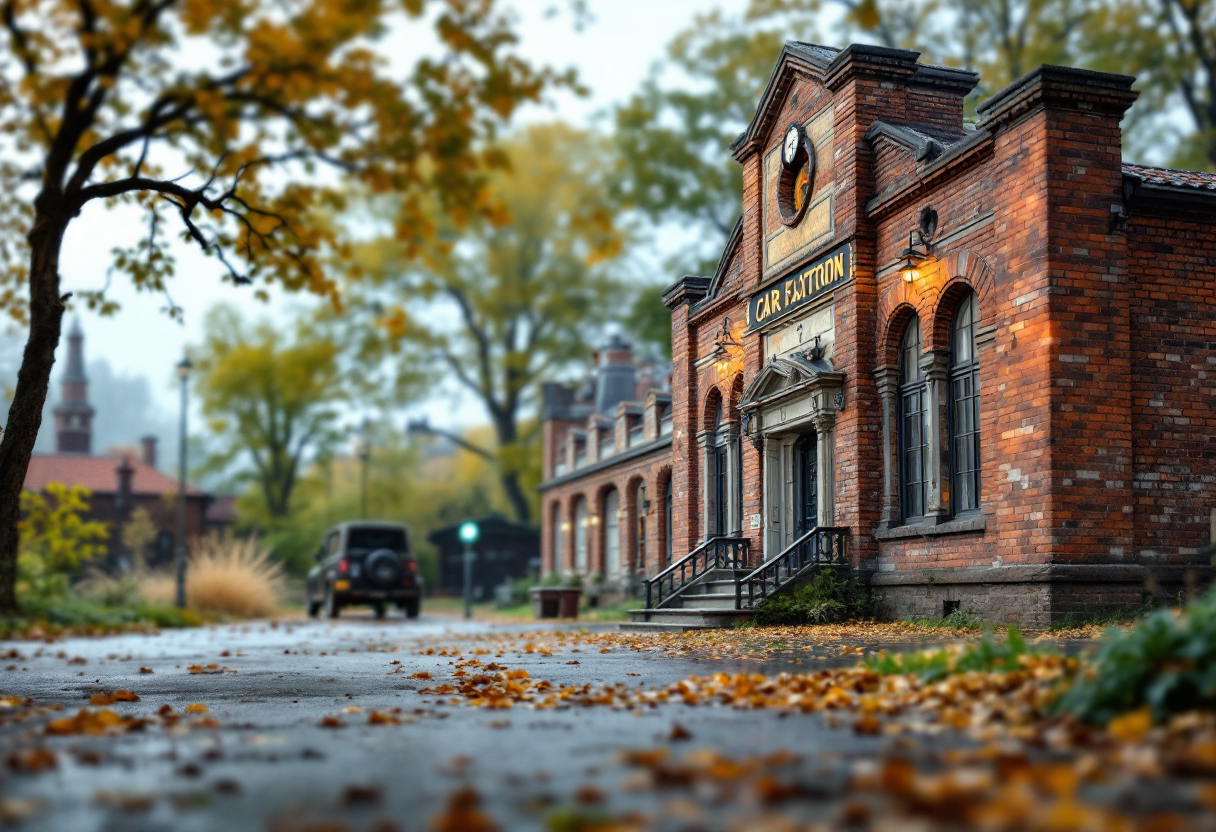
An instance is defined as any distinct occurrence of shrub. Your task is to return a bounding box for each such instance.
[912,609,983,631]
[865,627,1040,682]
[1052,591,1216,724]
[141,533,285,619]
[751,568,870,626]
[17,483,109,605]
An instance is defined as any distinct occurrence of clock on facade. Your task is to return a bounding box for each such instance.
[776,122,815,227]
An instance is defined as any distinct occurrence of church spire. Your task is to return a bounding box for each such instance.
[54,318,94,454]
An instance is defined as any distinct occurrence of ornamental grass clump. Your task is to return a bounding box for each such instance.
[1052,590,1216,724]
[141,533,284,619]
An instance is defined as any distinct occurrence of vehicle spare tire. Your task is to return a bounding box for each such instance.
[365,548,403,588]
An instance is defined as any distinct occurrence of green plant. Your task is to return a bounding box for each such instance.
[751,568,870,627]
[1052,592,1216,724]
[911,609,983,631]
[866,627,1041,682]
[541,572,564,588]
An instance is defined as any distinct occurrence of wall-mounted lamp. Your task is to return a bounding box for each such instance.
[712,317,744,371]
[900,206,939,283]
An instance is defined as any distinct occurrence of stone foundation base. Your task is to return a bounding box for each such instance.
[868,563,1214,629]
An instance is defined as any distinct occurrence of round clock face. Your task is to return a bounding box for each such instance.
[782,125,801,167]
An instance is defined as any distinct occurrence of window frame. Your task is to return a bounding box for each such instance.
[897,316,928,523]
[948,291,982,515]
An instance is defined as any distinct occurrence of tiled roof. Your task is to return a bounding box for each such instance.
[1123,162,1216,191]
[24,454,205,497]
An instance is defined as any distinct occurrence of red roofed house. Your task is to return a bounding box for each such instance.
[22,320,215,570]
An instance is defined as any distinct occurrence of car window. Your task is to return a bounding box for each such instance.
[347,528,408,553]
[326,532,341,556]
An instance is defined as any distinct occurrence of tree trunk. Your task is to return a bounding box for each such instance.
[499,468,532,526]
[0,211,68,615]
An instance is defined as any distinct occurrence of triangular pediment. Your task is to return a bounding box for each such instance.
[740,353,844,408]
[731,42,840,161]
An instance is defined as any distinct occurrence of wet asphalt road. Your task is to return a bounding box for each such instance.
[0,612,917,832]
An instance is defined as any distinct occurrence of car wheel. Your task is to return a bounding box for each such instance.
[404,599,420,619]
[307,599,321,618]
[324,585,341,619]
[373,603,386,620]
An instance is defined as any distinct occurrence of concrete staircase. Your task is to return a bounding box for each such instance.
[621,568,753,631]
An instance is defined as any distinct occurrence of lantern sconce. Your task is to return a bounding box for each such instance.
[711,317,744,370]
[900,206,939,283]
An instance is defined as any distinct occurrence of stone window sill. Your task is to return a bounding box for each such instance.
[874,515,986,541]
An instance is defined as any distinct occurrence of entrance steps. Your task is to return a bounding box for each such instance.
[623,568,753,631]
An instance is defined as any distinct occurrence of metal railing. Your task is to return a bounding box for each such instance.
[643,535,750,609]
[735,526,848,610]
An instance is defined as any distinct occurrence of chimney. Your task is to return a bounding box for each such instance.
[594,333,637,415]
[140,436,158,469]
[115,456,134,513]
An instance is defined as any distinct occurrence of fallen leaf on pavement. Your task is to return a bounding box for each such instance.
[6,748,57,772]
[429,786,496,832]
[185,704,209,714]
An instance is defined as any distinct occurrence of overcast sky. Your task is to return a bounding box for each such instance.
[2,0,761,465]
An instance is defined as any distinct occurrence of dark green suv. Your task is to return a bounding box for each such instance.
[306,522,422,619]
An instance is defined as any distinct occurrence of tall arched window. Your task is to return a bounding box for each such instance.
[951,291,981,512]
[899,316,928,520]
[602,489,620,576]
[573,497,588,573]
[634,485,647,573]
[550,503,564,572]
[663,478,673,565]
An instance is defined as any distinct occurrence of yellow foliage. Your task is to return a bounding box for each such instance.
[18,483,109,574]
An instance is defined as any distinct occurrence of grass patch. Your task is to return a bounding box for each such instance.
[907,609,983,631]
[1047,607,1146,632]
[0,597,202,640]
[865,627,1042,682]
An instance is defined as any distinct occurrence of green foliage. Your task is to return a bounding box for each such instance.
[193,305,354,519]
[345,124,628,524]
[0,598,201,639]
[17,484,109,604]
[1052,592,1216,724]
[865,627,1040,683]
[751,568,870,626]
[909,609,983,631]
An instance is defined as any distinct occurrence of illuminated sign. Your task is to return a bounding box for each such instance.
[746,241,852,332]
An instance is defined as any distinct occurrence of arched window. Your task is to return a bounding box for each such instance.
[550,503,564,572]
[950,291,981,512]
[899,316,928,520]
[634,485,647,573]
[663,478,673,565]
[573,497,588,573]
[602,489,620,576]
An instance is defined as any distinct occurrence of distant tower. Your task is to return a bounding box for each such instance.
[53,318,94,454]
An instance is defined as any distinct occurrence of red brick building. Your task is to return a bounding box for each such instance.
[538,336,673,594]
[542,43,1216,625]
[22,321,217,570]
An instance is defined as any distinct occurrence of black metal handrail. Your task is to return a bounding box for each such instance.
[735,526,849,610]
[643,535,750,609]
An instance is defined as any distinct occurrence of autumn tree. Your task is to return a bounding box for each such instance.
[610,0,1216,279]
[192,304,363,520]
[0,0,570,613]
[18,482,109,598]
[350,124,626,525]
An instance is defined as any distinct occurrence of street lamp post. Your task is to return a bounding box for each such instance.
[356,419,371,520]
[458,521,479,619]
[175,355,193,610]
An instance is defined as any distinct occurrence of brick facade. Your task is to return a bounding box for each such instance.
[542,43,1216,625]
